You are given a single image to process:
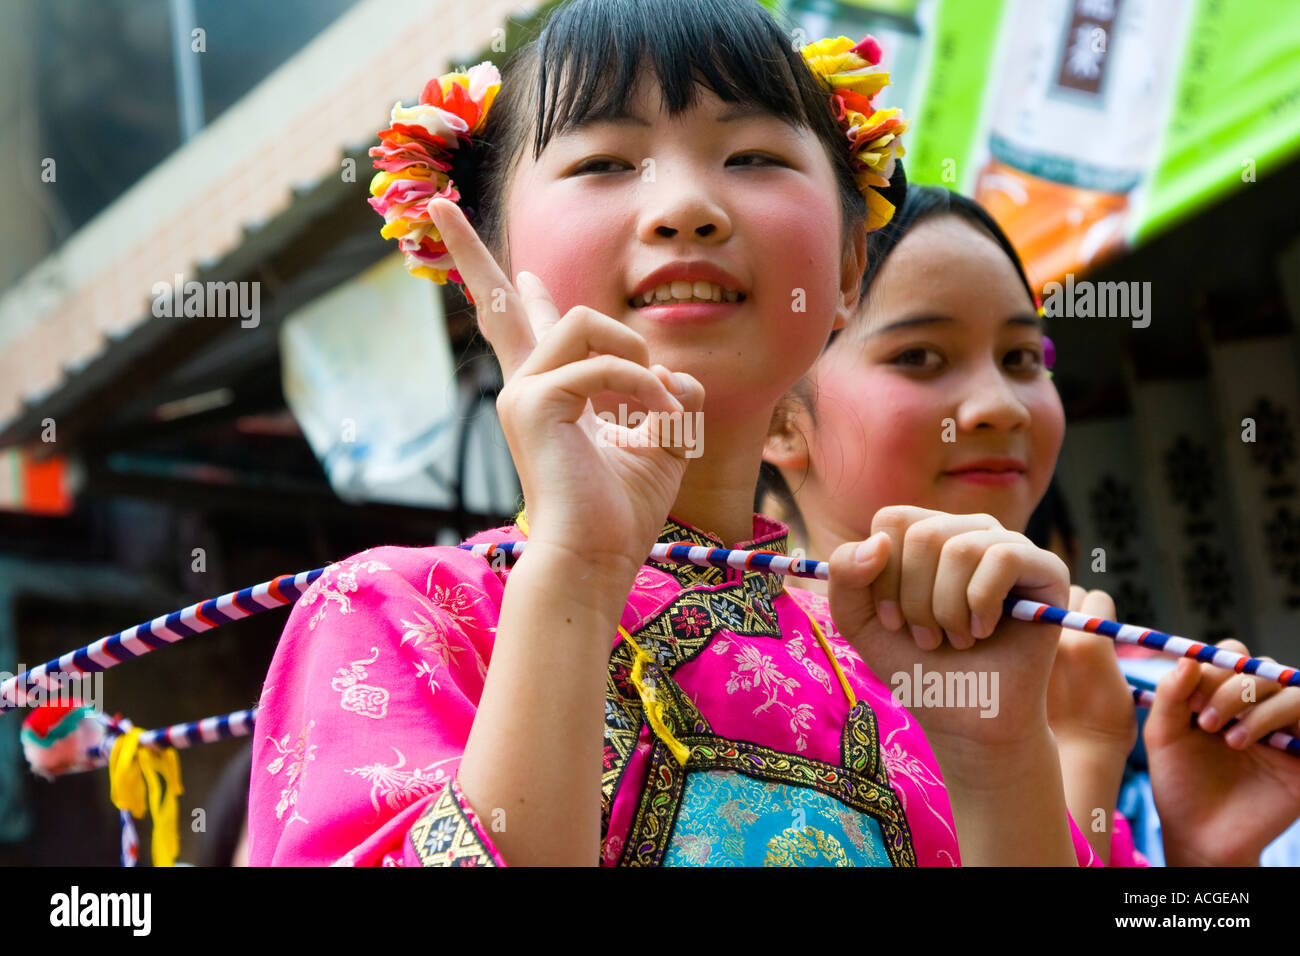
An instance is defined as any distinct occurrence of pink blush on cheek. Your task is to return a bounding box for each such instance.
[508,194,625,314]
[814,365,937,510]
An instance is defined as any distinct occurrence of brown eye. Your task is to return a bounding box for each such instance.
[727,152,783,167]
[1004,348,1043,372]
[574,158,627,174]
[891,347,943,371]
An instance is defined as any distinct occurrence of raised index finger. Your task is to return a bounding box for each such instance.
[429,198,534,378]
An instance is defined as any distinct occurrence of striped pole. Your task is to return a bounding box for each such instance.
[462,541,1300,689]
[1011,598,1300,689]
[1129,684,1300,758]
[119,809,139,868]
[6,543,1298,711]
[0,568,327,713]
[84,708,258,769]
[459,539,827,580]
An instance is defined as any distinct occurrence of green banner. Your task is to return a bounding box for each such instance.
[780,0,1300,288]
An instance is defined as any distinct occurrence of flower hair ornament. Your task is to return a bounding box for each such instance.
[798,35,908,232]
[368,35,907,286]
[367,62,501,286]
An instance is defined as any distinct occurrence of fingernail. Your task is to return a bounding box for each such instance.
[1224,725,1248,748]
[668,372,689,396]
[910,625,934,648]
[970,612,985,639]
[1188,692,1206,712]
[878,600,902,631]
[1198,707,1221,732]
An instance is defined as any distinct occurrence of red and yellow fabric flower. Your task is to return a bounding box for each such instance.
[800,35,908,232]
[368,61,501,284]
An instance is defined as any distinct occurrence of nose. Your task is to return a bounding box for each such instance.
[954,361,1032,433]
[637,168,732,244]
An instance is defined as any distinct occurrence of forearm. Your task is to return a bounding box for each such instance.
[457,542,636,866]
[931,728,1077,865]
[1058,738,1127,865]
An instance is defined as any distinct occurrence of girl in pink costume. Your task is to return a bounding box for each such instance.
[252,0,1097,866]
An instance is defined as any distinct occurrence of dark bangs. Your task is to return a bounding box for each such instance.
[531,0,841,161]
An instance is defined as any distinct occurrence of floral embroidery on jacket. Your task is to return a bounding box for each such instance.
[880,712,957,865]
[784,631,834,695]
[345,746,456,820]
[297,558,392,631]
[331,647,390,719]
[712,638,817,751]
[264,719,317,826]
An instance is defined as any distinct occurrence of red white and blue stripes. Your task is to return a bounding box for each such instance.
[0,568,327,713]
[459,539,829,580]
[1008,598,1300,689]
[86,708,258,767]
[6,544,1300,733]
[464,541,1300,689]
[119,809,139,867]
[1129,685,1300,757]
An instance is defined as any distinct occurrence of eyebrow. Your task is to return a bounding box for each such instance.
[870,313,1046,336]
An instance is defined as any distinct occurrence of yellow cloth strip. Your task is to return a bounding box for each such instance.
[802,609,857,709]
[108,728,183,867]
[620,625,692,766]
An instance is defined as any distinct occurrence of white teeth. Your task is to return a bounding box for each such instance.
[634,280,743,306]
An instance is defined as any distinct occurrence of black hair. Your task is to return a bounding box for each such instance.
[757,185,1039,529]
[474,0,869,273]
[831,183,1036,347]
[198,742,253,866]
[1025,475,1076,557]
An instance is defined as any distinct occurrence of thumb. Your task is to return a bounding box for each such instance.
[665,369,705,414]
[1144,657,1201,749]
[828,533,890,638]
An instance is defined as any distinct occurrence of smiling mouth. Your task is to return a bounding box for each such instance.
[628,280,747,308]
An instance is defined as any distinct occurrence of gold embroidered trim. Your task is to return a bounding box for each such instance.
[410,781,498,867]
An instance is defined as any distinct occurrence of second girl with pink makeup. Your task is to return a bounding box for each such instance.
[761,185,1300,866]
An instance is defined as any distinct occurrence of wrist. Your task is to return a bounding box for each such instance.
[930,727,1075,865]
[511,539,642,620]
[925,721,1057,791]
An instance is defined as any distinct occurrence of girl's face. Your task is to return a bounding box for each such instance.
[501,75,863,421]
[787,215,1064,534]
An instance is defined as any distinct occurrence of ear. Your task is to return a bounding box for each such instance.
[832,220,868,333]
[762,404,811,472]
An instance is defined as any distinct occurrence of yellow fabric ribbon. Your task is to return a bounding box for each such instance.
[620,626,693,766]
[108,728,183,867]
[802,610,857,709]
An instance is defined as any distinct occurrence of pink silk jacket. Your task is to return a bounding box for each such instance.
[248,512,1145,866]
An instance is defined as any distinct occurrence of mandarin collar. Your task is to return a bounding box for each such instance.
[646,512,791,596]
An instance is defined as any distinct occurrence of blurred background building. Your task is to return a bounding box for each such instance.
[0,0,1297,864]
